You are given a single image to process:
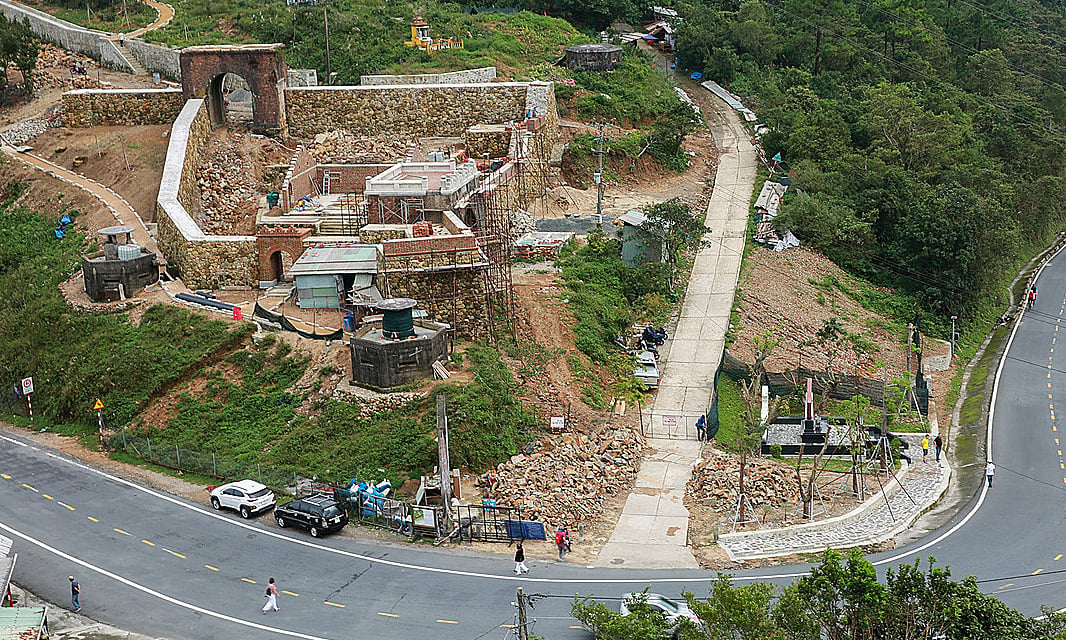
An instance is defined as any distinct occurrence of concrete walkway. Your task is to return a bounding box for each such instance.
[597,98,756,568]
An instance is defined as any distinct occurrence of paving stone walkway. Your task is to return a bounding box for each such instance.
[719,434,949,560]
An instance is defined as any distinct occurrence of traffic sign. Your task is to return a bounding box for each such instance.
[20,377,33,395]
[93,398,105,411]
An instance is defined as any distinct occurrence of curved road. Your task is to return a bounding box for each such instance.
[2,247,1066,638]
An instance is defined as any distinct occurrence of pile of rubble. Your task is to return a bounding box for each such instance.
[512,207,535,236]
[196,136,258,234]
[687,447,800,512]
[4,118,49,145]
[330,387,427,417]
[309,131,414,164]
[37,44,95,71]
[489,426,645,525]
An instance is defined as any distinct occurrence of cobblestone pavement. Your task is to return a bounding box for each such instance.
[719,434,949,560]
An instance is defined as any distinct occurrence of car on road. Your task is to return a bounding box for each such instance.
[620,593,700,634]
[274,494,349,538]
[209,480,275,519]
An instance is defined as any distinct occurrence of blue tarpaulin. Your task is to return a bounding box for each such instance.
[690,72,703,80]
[504,519,547,540]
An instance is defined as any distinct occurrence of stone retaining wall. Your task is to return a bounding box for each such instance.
[360,67,496,86]
[155,99,257,287]
[123,38,181,81]
[381,268,488,339]
[284,82,537,140]
[62,88,184,127]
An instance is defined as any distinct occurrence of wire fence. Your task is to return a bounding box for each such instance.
[104,430,307,493]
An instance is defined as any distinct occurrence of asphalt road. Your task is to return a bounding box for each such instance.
[4,250,1066,638]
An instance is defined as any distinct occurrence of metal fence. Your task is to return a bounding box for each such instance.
[641,412,704,440]
[104,430,306,492]
[452,503,545,542]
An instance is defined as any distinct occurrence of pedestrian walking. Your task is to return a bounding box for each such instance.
[262,577,279,614]
[69,576,80,613]
[514,541,529,574]
[921,436,929,463]
[1028,286,1037,310]
[986,461,995,487]
[695,414,707,441]
[934,434,943,461]
[555,527,569,560]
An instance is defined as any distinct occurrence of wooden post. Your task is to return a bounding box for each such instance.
[516,587,529,640]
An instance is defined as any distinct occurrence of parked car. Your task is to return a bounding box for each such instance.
[274,494,349,537]
[209,480,275,519]
[620,593,700,634]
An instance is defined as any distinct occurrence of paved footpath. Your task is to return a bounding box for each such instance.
[718,433,950,560]
[597,95,756,569]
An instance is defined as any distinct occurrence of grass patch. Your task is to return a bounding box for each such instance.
[712,376,746,453]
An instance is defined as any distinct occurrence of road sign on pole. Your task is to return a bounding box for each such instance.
[21,377,33,421]
[93,398,105,411]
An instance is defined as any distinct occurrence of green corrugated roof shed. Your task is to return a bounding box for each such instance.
[0,606,47,640]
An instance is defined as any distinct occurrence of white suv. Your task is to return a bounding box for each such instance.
[209,480,276,519]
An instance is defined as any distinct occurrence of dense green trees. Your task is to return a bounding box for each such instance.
[572,550,1066,640]
[675,0,1066,323]
[0,15,38,94]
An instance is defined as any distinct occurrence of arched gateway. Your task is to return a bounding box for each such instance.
[179,44,288,136]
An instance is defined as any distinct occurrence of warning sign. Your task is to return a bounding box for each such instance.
[662,415,678,428]
[93,398,105,411]
[20,377,33,395]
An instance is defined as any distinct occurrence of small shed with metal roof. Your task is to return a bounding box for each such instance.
[289,244,379,309]
[618,210,664,266]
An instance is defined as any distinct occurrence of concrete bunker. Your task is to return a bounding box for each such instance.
[81,225,159,301]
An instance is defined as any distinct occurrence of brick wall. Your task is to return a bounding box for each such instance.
[316,164,390,196]
[281,145,316,210]
[62,89,184,127]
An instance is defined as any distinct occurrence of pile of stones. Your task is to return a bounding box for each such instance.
[310,131,414,164]
[687,447,800,512]
[489,426,645,525]
[196,137,257,234]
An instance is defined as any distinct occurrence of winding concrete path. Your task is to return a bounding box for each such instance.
[119,0,174,38]
[596,93,757,569]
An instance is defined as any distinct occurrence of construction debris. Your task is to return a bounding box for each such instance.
[196,134,259,234]
[4,118,49,145]
[489,426,645,525]
[687,447,799,512]
[309,131,415,164]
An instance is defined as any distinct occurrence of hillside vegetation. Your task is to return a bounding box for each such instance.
[669,0,1066,334]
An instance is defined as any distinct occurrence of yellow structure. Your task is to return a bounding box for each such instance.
[404,16,464,53]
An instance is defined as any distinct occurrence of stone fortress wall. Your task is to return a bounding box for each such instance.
[359,67,497,86]
[0,0,181,79]
[62,88,185,127]
[154,99,258,288]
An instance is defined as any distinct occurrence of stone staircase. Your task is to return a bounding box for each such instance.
[317,215,364,236]
[115,40,148,76]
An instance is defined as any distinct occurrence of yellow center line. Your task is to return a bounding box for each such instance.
[0,474,10,479]
[569,625,585,629]
[324,601,345,608]
[1055,554,1063,561]
[377,612,399,618]
[1061,463,1064,470]
[204,565,219,572]
[998,583,1015,590]
[164,549,185,559]
[142,540,155,546]
[281,590,299,597]
[241,578,257,584]
[42,494,53,500]
[87,516,99,523]
[21,483,36,492]
[57,502,75,511]
[1033,568,1044,575]
[436,620,459,625]
[113,528,130,536]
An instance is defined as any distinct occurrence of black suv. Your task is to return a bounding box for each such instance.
[274,494,349,537]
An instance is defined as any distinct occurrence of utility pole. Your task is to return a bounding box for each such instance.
[436,393,453,537]
[515,587,529,640]
[323,4,332,84]
[950,315,957,360]
[593,122,606,224]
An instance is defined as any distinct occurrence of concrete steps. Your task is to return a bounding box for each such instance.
[116,40,148,76]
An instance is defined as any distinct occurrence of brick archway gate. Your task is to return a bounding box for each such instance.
[180,44,288,136]
[257,227,310,286]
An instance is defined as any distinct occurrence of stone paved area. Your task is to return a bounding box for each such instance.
[719,434,949,560]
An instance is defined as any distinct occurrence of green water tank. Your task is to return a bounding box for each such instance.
[377,298,417,340]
